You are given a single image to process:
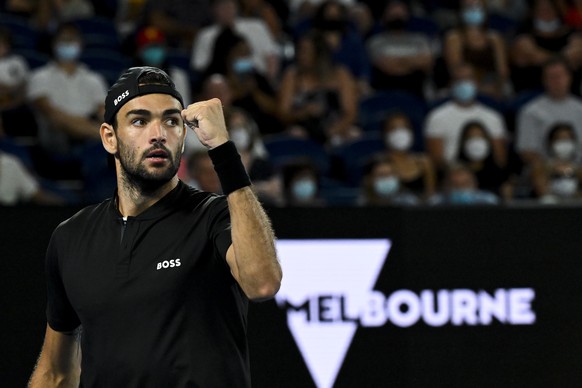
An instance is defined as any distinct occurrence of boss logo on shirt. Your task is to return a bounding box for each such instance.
[156,258,181,270]
[114,90,130,106]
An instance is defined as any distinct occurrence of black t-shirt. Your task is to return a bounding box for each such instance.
[45,181,250,387]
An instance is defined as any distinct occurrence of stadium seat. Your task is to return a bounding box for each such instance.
[263,134,330,175]
[14,49,50,69]
[333,132,385,186]
[0,13,38,49]
[358,90,427,148]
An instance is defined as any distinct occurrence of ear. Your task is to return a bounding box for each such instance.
[181,123,188,153]
[100,122,118,155]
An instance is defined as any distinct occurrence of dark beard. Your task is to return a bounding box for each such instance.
[116,140,182,197]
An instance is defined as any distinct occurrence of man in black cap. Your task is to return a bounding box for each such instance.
[28,66,282,388]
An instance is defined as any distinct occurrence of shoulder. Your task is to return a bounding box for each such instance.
[445,28,463,43]
[77,65,107,84]
[427,101,454,119]
[29,62,56,81]
[176,182,228,212]
[52,201,112,241]
[520,96,546,113]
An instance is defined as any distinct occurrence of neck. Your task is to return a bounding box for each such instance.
[58,61,78,74]
[116,175,179,217]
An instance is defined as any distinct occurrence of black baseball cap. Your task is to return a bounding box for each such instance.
[104,66,184,124]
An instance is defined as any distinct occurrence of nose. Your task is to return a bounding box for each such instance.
[149,120,167,144]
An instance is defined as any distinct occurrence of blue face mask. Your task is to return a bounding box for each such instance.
[452,80,477,103]
[232,57,254,74]
[55,42,81,62]
[374,176,399,197]
[449,189,476,204]
[462,7,485,26]
[141,46,166,66]
[292,179,317,201]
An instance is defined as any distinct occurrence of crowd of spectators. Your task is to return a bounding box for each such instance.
[1,0,582,207]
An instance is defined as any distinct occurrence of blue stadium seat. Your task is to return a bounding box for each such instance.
[358,90,427,149]
[166,49,191,71]
[334,132,385,186]
[80,49,130,85]
[73,16,118,38]
[14,49,50,69]
[0,13,38,49]
[263,134,330,175]
[81,142,116,203]
[83,32,121,50]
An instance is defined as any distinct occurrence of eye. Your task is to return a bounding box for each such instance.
[131,118,146,126]
[165,117,180,126]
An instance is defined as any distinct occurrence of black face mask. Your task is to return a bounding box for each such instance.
[384,18,408,31]
[319,19,347,32]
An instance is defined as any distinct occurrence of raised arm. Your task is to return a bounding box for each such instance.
[28,324,81,388]
[182,98,282,301]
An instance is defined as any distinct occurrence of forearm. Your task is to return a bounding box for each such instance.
[50,111,101,140]
[227,187,281,300]
[28,326,81,388]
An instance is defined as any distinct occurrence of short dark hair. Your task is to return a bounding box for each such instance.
[542,55,572,75]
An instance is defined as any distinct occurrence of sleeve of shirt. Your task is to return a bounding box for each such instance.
[45,228,81,332]
[8,156,38,201]
[424,110,445,138]
[89,72,108,109]
[26,68,49,102]
[487,112,507,139]
[191,28,213,71]
[515,105,540,153]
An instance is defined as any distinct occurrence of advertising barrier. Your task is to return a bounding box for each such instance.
[2,206,582,387]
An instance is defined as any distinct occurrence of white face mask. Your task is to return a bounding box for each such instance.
[386,128,413,151]
[229,126,252,151]
[373,176,400,197]
[552,139,576,160]
[464,137,490,161]
[550,176,578,197]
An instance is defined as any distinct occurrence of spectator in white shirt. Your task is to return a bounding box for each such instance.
[191,0,280,83]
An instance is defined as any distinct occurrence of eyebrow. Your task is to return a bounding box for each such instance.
[125,109,182,118]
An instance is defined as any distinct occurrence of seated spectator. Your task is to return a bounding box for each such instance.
[308,0,371,96]
[27,22,107,179]
[53,0,94,22]
[515,56,582,166]
[204,29,281,136]
[456,120,510,195]
[191,0,280,83]
[185,150,222,193]
[239,0,286,42]
[0,150,64,205]
[282,159,326,206]
[0,27,37,137]
[358,155,420,206]
[443,0,510,100]
[382,111,436,198]
[347,2,374,39]
[144,0,211,48]
[563,0,582,30]
[365,0,433,98]
[428,163,500,205]
[1,0,52,30]
[510,0,582,92]
[278,30,359,145]
[225,107,282,206]
[424,62,507,171]
[133,26,192,104]
[531,122,582,202]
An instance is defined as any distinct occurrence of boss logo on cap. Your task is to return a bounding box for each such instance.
[114,90,130,106]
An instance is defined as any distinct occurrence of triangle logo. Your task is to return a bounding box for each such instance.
[275,239,391,388]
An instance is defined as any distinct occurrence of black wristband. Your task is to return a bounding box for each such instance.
[208,141,251,195]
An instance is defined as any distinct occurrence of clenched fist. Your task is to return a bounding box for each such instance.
[182,98,229,149]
